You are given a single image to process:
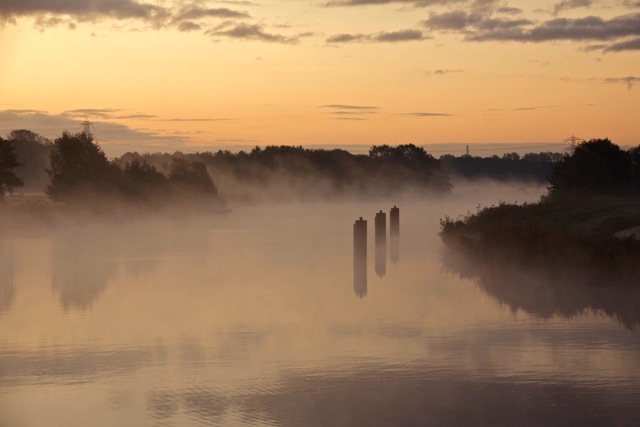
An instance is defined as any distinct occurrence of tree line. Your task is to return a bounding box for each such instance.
[0,130,221,208]
[8,129,624,204]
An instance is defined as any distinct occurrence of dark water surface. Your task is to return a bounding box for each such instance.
[1,184,639,426]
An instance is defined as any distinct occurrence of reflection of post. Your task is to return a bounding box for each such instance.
[375,210,387,277]
[390,206,399,264]
[353,217,367,297]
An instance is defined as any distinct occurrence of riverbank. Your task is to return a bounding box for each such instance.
[440,196,640,287]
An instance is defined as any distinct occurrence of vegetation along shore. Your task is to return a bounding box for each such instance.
[441,138,640,287]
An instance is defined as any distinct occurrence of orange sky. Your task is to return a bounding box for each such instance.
[0,0,638,155]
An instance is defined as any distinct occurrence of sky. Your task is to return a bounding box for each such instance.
[0,0,638,156]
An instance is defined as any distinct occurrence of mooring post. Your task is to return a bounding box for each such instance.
[375,210,387,277]
[390,206,399,264]
[353,217,367,297]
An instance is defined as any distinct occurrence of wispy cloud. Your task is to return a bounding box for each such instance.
[158,118,232,122]
[325,0,463,7]
[206,22,299,43]
[601,76,639,90]
[553,0,592,16]
[487,105,555,111]
[401,112,453,116]
[604,36,640,51]
[432,69,464,75]
[327,29,425,43]
[321,104,379,120]
[0,109,190,152]
[321,104,379,110]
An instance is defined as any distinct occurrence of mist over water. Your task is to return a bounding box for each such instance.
[2,182,640,426]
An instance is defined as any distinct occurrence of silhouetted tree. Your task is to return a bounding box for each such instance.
[6,130,52,193]
[47,130,121,201]
[168,158,218,197]
[0,137,24,199]
[548,139,632,197]
[121,159,167,200]
[369,144,451,192]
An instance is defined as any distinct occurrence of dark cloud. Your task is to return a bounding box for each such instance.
[466,13,640,43]
[174,7,250,21]
[0,0,251,32]
[177,21,201,32]
[0,0,169,25]
[423,8,640,52]
[496,7,522,15]
[424,10,532,31]
[327,29,425,43]
[327,33,366,43]
[325,0,462,7]
[206,23,299,44]
[553,0,592,16]
[604,36,640,51]
[601,76,639,90]
[375,29,425,41]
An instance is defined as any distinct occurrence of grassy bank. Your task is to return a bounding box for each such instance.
[440,196,640,287]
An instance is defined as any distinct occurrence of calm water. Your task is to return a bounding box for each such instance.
[1,184,639,426]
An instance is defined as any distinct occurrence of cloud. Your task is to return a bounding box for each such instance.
[487,105,555,111]
[321,105,379,110]
[116,114,158,119]
[177,21,201,32]
[0,109,190,154]
[432,69,464,74]
[327,29,425,43]
[322,104,379,120]
[0,0,252,32]
[553,0,592,16]
[158,118,231,122]
[423,9,640,52]
[601,76,639,90]
[62,108,123,118]
[604,36,640,51]
[0,0,169,26]
[329,111,377,115]
[401,112,453,116]
[466,13,640,45]
[173,7,250,21]
[496,7,522,15]
[325,0,462,7]
[206,23,299,43]
[424,10,532,31]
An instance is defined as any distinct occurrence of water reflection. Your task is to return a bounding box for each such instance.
[50,222,212,311]
[52,230,118,311]
[353,217,367,297]
[375,210,386,277]
[443,247,640,330]
[0,241,15,314]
